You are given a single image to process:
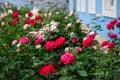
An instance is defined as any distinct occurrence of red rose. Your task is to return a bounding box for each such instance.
[72,38,79,44]
[19,37,30,45]
[55,37,66,48]
[116,22,120,28]
[118,16,120,20]
[45,41,56,51]
[36,15,42,20]
[100,41,108,47]
[110,19,117,25]
[88,31,96,39]
[11,19,17,25]
[12,12,19,18]
[28,11,32,17]
[82,37,94,48]
[107,42,114,50]
[25,19,34,24]
[107,23,114,30]
[39,64,55,77]
[60,52,75,65]
[31,21,37,27]
[35,38,43,45]
[109,33,117,39]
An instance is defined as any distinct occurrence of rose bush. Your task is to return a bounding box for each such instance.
[0,1,120,80]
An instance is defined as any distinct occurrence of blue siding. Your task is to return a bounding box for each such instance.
[69,0,120,40]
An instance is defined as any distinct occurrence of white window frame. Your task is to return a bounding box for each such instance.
[76,0,81,12]
[81,0,86,12]
[71,0,75,11]
[88,0,96,14]
[102,0,117,18]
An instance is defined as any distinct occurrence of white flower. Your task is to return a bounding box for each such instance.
[76,20,80,23]
[68,11,73,16]
[118,53,120,56]
[65,16,68,19]
[35,45,41,49]
[70,32,75,37]
[17,6,21,11]
[31,8,39,16]
[50,25,58,32]
[39,29,44,34]
[56,12,59,15]
[67,23,72,27]
[32,56,35,59]
[48,12,52,17]
[16,48,22,52]
[25,14,28,18]
[65,23,72,30]
[5,2,8,6]
[95,14,102,18]
[50,21,59,27]
[44,13,47,17]
[1,22,5,26]
[23,24,29,30]
[17,43,21,47]
[8,9,13,14]
[12,40,18,45]
[65,47,73,52]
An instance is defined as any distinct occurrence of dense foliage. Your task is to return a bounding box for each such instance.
[0,2,120,80]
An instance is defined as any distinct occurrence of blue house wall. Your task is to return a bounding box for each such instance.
[69,0,120,40]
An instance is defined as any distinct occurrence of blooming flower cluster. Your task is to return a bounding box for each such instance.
[11,12,20,25]
[101,41,114,50]
[1,2,120,79]
[82,31,95,48]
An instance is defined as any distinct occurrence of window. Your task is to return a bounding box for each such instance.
[88,0,96,14]
[76,0,81,12]
[102,0,117,18]
[81,0,86,12]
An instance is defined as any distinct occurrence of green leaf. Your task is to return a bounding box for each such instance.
[78,70,88,77]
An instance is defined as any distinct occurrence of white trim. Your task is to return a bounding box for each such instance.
[71,0,75,11]
[88,0,96,14]
[102,0,117,18]
[76,0,81,12]
[81,0,86,12]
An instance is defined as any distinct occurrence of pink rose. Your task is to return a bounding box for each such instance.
[1,22,5,26]
[19,37,30,45]
[109,33,117,39]
[76,47,82,54]
[12,40,18,45]
[55,37,66,48]
[35,38,43,45]
[72,38,79,44]
[45,41,56,51]
[60,52,75,65]
[23,24,29,30]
